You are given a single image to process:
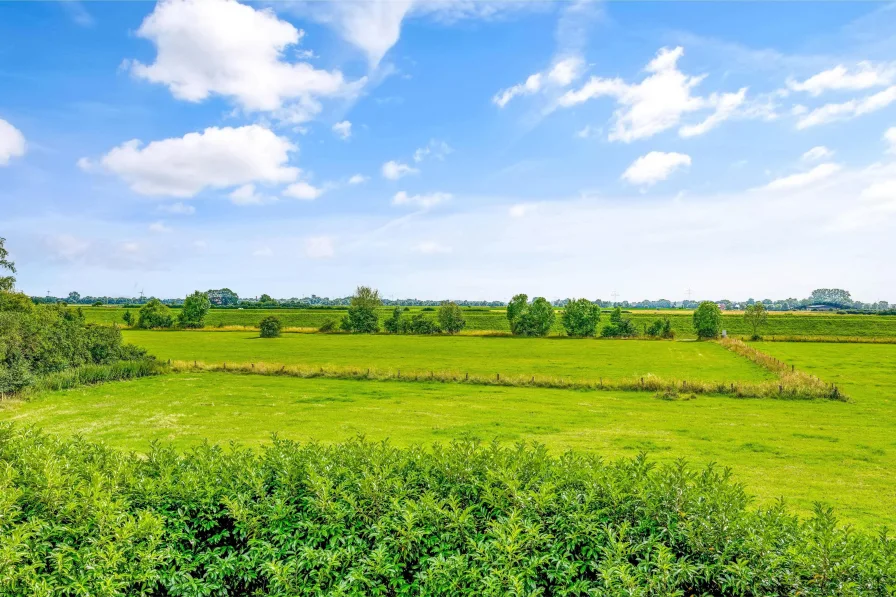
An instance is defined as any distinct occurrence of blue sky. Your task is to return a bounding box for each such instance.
[2,0,895,302]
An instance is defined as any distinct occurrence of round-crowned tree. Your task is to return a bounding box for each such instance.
[136,299,173,329]
[259,316,282,338]
[177,291,211,329]
[561,298,600,337]
[437,301,466,334]
[693,301,723,339]
[341,286,381,333]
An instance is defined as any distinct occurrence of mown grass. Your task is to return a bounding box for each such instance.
[122,331,774,383]
[3,340,896,528]
[82,305,896,337]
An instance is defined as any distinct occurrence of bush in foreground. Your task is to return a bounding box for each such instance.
[259,315,282,338]
[0,426,892,596]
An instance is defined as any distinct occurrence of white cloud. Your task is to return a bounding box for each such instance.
[0,118,26,165]
[802,146,834,162]
[787,62,895,96]
[415,241,452,254]
[621,151,692,186]
[129,0,362,121]
[392,190,451,208]
[509,203,536,218]
[149,221,173,233]
[493,56,583,108]
[159,201,196,215]
[382,160,419,180]
[93,125,298,198]
[861,179,896,204]
[229,183,276,206]
[575,125,599,139]
[305,235,334,259]
[332,120,352,140]
[885,127,896,153]
[762,162,842,191]
[283,181,324,200]
[558,46,758,142]
[347,174,368,185]
[796,86,896,129]
[413,139,452,163]
[253,246,273,257]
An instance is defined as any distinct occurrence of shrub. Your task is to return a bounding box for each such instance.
[122,310,134,326]
[601,307,638,337]
[383,307,404,334]
[341,286,381,333]
[437,301,466,334]
[259,316,282,338]
[136,299,173,329]
[0,427,893,595]
[694,301,722,339]
[646,317,674,339]
[507,294,555,337]
[318,319,338,333]
[407,312,441,335]
[177,290,211,328]
[744,301,768,339]
[561,298,600,337]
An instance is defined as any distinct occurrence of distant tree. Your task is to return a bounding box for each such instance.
[507,294,555,337]
[122,310,134,327]
[67,291,81,304]
[744,302,768,340]
[259,293,273,302]
[645,317,674,339]
[561,298,600,337]
[407,313,441,335]
[341,286,381,333]
[0,237,14,292]
[437,301,466,334]
[809,288,852,308]
[259,316,282,338]
[601,307,638,338]
[136,299,173,329]
[693,301,722,339]
[178,291,211,328]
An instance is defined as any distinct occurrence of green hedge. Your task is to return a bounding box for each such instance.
[1,426,893,595]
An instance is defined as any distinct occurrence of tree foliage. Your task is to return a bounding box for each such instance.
[341,286,381,333]
[177,291,211,329]
[0,237,15,292]
[561,298,600,337]
[600,307,638,338]
[437,301,466,334]
[507,294,556,337]
[744,302,768,339]
[136,299,173,329]
[693,301,723,339]
[259,316,282,338]
[646,317,675,339]
[809,288,853,308]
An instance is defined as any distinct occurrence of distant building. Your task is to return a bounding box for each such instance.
[805,304,837,312]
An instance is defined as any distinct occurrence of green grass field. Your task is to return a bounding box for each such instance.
[2,339,895,528]
[81,305,896,337]
[121,331,774,383]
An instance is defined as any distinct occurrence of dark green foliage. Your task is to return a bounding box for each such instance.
[259,316,282,338]
[341,286,381,333]
[177,291,211,328]
[0,299,149,394]
[0,237,15,292]
[694,301,723,339]
[136,299,173,329]
[646,317,675,339]
[0,291,34,313]
[507,294,556,336]
[437,301,466,334]
[122,310,134,326]
[384,308,442,334]
[601,307,638,337]
[561,298,600,336]
[0,427,893,595]
[318,319,338,333]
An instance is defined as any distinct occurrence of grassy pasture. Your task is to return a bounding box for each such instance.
[120,331,774,383]
[81,305,896,337]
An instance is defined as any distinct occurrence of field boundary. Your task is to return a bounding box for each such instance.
[750,335,896,344]
[165,359,847,401]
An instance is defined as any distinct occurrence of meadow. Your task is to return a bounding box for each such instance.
[4,339,895,528]
[79,305,896,337]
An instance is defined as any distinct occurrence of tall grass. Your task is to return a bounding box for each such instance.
[15,360,164,395]
[168,359,846,400]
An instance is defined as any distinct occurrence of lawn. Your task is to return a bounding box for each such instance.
[3,366,893,529]
[81,305,896,337]
[121,331,775,383]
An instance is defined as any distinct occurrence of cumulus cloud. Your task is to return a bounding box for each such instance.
[621,151,691,186]
[229,183,275,205]
[413,139,452,163]
[885,127,896,153]
[305,235,334,259]
[796,86,896,129]
[129,0,362,122]
[787,62,895,96]
[382,160,419,180]
[392,190,451,208]
[159,201,196,215]
[493,56,583,108]
[762,163,842,191]
[90,125,298,198]
[0,118,26,165]
[283,181,324,200]
[802,146,834,162]
[332,120,352,140]
[149,221,173,233]
[557,47,757,142]
[347,174,368,185]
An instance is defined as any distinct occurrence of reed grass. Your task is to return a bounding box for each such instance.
[167,358,846,400]
[4,360,165,398]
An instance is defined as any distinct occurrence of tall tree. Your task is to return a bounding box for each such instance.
[437,301,466,334]
[178,291,211,328]
[693,301,722,339]
[561,298,600,337]
[507,294,555,337]
[0,237,16,292]
[341,286,381,333]
[744,302,768,339]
